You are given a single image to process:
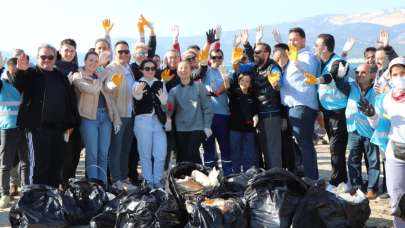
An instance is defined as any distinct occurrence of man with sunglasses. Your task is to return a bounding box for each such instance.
[14,44,80,188]
[238,42,283,170]
[105,41,137,189]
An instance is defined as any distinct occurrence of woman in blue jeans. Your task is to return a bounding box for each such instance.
[70,51,121,184]
[132,59,167,188]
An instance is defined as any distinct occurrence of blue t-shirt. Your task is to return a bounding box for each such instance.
[203,68,230,115]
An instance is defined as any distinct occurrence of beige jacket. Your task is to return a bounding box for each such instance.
[70,68,121,127]
[105,62,135,118]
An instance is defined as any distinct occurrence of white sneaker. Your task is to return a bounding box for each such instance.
[0,195,10,208]
[122,182,137,191]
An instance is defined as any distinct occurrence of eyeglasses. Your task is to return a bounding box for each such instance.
[254,50,264,55]
[136,51,147,57]
[211,56,223,60]
[39,55,55,61]
[185,56,196,62]
[117,50,130,55]
[143,67,156,71]
[355,71,367,74]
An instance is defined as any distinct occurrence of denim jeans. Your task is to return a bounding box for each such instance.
[80,108,112,184]
[203,114,233,175]
[288,105,319,179]
[229,131,256,173]
[134,115,167,187]
[347,131,380,192]
[109,117,133,183]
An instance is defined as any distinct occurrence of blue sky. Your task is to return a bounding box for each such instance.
[0,0,404,54]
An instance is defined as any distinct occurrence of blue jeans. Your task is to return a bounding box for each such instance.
[80,108,112,184]
[229,131,256,173]
[109,117,134,183]
[347,131,380,192]
[134,115,167,187]
[288,106,318,179]
[203,114,233,175]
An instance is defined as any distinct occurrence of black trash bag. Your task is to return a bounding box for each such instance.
[90,192,128,228]
[62,178,110,225]
[168,162,218,209]
[9,184,67,228]
[155,194,188,228]
[292,182,348,228]
[186,192,248,228]
[343,193,371,228]
[244,168,309,228]
[220,166,263,196]
[115,187,163,228]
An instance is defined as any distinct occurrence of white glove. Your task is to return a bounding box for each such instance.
[204,128,213,138]
[214,24,222,40]
[114,124,121,135]
[337,62,349,78]
[253,115,259,128]
[218,65,229,78]
[342,38,355,54]
[165,118,172,132]
[0,52,7,69]
[255,25,264,44]
[156,89,167,105]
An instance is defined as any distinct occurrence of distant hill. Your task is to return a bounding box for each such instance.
[2,7,404,65]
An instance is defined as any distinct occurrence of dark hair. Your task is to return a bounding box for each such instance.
[389,64,405,74]
[187,45,200,52]
[256,42,271,54]
[95,38,111,49]
[376,47,386,52]
[317,34,335,53]
[60,38,77,49]
[210,48,224,57]
[363,47,376,57]
[273,43,289,53]
[153,54,160,59]
[289,27,306,38]
[114,40,129,49]
[84,51,98,61]
[140,59,157,70]
[7,58,17,66]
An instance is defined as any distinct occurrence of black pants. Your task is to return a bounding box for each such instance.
[127,137,139,182]
[175,131,205,164]
[165,130,176,170]
[0,128,29,195]
[62,128,82,186]
[28,127,65,188]
[322,108,348,186]
[281,109,296,173]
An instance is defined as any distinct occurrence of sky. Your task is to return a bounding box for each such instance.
[0,0,404,55]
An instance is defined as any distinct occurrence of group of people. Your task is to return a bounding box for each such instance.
[0,15,404,226]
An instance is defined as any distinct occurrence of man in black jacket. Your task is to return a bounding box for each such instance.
[15,44,80,188]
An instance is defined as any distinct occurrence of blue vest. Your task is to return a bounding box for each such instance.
[370,93,390,152]
[318,54,348,110]
[0,79,21,129]
[345,83,375,138]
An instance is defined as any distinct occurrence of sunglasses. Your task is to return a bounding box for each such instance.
[143,67,156,71]
[39,55,55,61]
[254,50,264,55]
[136,51,147,56]
[117,50,130,55]
[211,56,223,60]
[185,56,197,61]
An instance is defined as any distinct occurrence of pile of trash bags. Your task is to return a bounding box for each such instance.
[9,163,371,228]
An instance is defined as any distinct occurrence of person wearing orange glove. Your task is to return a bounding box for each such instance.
[105,41,137,190]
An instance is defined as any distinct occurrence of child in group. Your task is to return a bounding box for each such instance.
[228,73,258,173]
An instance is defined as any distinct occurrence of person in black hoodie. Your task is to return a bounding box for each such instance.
[15,44,80,188]
[228,73,258,173]
[55,39,82,187]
